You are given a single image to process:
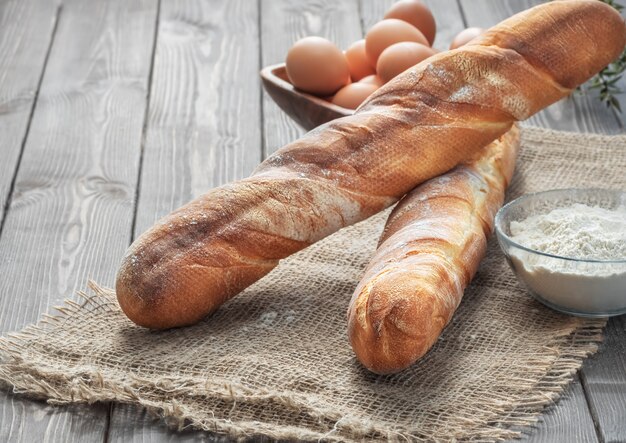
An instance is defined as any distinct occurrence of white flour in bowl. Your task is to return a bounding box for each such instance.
[510,204,626,260]
[508,203,626,315]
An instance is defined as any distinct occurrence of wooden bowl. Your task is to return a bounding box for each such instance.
[260,63,353,131]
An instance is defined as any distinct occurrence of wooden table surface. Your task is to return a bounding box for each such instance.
[0,0,624,441]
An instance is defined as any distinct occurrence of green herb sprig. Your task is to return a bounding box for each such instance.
[587,0,626,112]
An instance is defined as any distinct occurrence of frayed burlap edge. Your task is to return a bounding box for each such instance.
[0,281,606,442]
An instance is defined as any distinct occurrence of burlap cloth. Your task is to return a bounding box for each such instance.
[0,127,624,441]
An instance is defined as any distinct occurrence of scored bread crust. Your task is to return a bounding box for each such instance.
[116,1,625,329]
[348,125,520,375]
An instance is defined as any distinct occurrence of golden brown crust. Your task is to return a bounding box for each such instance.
[116,1,625,329]
[347,126,521,374]
[470,0,623,90]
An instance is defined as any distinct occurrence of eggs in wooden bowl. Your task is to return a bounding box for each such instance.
[260,0,485,131]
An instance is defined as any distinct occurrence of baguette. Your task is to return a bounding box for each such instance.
[116,1,625,329]
[348,125,520,374]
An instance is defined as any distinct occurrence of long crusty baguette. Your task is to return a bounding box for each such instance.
[348,125,520,374]
[116,1,625,329]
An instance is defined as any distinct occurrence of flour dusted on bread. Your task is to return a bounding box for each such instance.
[348,127,520,374]
[116,1,626,329]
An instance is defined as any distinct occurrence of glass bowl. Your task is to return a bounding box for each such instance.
[494,188,626,317]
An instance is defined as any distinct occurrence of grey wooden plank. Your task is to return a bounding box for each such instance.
[260,0,362,156]
[0,0,158,327]
[581,316,626,443]
[459,0,622,134]
[107,0,262,440]
[131,0,262,236]
[0,0,159,441]
[0,392,109,443]
[0,0,58,229]
[518,377,599,443]
[108,404,230,442]
[0,0,158,330]
[359,0,465,52]
[0,1,70,440]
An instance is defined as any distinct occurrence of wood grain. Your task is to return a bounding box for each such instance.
[108,0,262,440]
[581,316,626,443]
[0,0,158,440]
[0,394,109,443]
[260,0,362,156]
[108,404,227,442]
[0,0,58,228]
[0,0,158,330]
[459,0,622,134]
[518,377,598,443]
[131,0,262,236]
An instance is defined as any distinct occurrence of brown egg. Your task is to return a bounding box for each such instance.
[384,0,436,46]
[365,19,429,67]
[449,27,485,50]
[332,83,379,110]
[359,75,384,87]
[377,42,436,83]
[345,40,376,82]
[285,36,351,96]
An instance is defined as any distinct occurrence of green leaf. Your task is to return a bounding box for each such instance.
[610,96,622,113]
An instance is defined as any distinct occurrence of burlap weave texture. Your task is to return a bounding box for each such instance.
[0,127,624,441]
